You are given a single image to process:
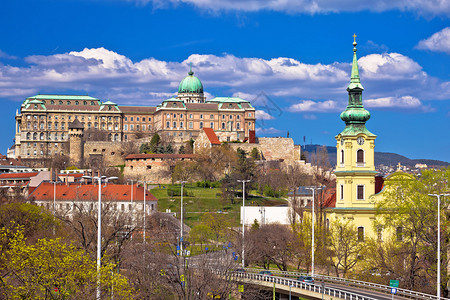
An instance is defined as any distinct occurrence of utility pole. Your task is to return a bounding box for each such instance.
[305,186,325,277]
[237,179,250,268]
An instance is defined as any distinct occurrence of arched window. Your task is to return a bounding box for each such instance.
[40,133,44,140]
[114,134,119,141]
[33,133,37,140]
[357,149,364,163]
[340,150,344,165]
[236,123,240,130]
[221,123,225,130]
[199,122,203,129]
[26,132,31,140]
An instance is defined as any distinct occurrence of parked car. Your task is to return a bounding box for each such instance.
[235,268,246,273]
[298,276,314,284]
[259,270,273,276]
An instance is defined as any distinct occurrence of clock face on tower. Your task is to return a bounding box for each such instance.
[357,137,365,145]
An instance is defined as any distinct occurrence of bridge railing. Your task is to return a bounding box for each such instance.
[244,268,438,300]
[232,272,379,300]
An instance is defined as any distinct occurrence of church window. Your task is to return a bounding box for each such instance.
[189,122,193,129]
[357,149,364,165]
[341,150,344,165]
[221,123,225,130]
[357,185,364,200]
[357,227,364,241]
[236,123,240,130]
[199,122,203,129]
[340,184,344,200]
[210,122,214,129]
[396,227,403,241]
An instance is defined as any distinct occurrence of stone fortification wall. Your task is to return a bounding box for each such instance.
[228,137,298,162]
[83,141,128,166]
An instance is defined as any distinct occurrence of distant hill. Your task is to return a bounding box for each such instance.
[302,145,449,167]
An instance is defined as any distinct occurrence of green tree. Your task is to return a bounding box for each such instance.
[189,224,214,248]
[0,226,134,299]
[178,145,185,154]
[149,133,161,153]
[374,168,450,291]
[250,147,261,160]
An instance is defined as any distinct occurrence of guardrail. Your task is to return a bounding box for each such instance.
[232,272,379,300]
[244,268,439,300]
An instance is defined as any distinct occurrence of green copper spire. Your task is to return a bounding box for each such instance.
[347,34,364,91]
[339,35,375,137]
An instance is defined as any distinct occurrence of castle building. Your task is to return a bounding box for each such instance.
[11,68,256,160]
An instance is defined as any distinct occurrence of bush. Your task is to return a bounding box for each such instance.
[166,187,192,197]
[195,181,222,188]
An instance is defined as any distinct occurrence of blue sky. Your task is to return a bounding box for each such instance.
[0,0,449,162]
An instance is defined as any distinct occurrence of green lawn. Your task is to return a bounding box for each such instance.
[151,184,287,228]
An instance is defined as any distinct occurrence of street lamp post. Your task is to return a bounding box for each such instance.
[305,186,325,278]
[82,175,118,300]
[179,181,187,256]
[128,179,134,203]
[137,180,148,244]
[428,193,450,300]
[237,179,250,268]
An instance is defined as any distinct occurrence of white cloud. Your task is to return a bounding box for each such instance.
[288,100,342,112]
[416,27,450,54]
[127,0,450,16]
[365,96,434,112]
[255,110,274,120]
[0,47,447,115]
[255,127,282,135]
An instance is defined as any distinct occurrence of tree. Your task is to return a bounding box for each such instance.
[374,168,450,292]
[327,219,366,277]
[172,161,196,183]
[0,226,134,299]
[250,147,261,160]
[149,133,161,153]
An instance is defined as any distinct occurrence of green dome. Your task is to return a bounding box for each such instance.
[340,107,371,124]
[178,70,203,94]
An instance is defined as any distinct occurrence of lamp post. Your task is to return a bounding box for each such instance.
[428,193,450,300]
[305,186,325,278]
[82,175,118,300]
[237,179,250,268]
[179,181,187,256]
[137,180,148,244]
[127,179,134,203]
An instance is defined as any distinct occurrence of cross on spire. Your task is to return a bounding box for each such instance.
[353,33,357,43]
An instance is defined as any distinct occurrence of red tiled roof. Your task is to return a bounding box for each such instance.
[202,128,221,145]
[0,156,23,166]
[125,153,196,160]
[0,172,39,179]
[29,182,157,202]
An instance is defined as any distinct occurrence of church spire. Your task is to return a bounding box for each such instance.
[338,35,374,136]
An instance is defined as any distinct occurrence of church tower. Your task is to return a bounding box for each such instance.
[335,36,377,210]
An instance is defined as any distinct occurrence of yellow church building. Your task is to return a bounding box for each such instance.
[330,37,386,240]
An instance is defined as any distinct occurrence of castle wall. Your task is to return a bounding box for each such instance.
[228,137,299,162]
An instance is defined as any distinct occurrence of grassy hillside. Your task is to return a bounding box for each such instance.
[151,184,287,228]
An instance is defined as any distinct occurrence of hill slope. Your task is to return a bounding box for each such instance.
[302,145,449,167]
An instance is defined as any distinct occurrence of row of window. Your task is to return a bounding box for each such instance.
[340,149,365,166]
[356,226,404,242]
[339,184,365,200]
[26,132,66,141]
[165,121,251,130]
[43,100,97,106]
[26,114,120,122]
[124,124,151,131]
[124,116,151,122]
[27,150,64,156]
[165,113,243,120]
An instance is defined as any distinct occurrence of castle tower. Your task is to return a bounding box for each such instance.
[335,36,377,210]
[68,118,84,167]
